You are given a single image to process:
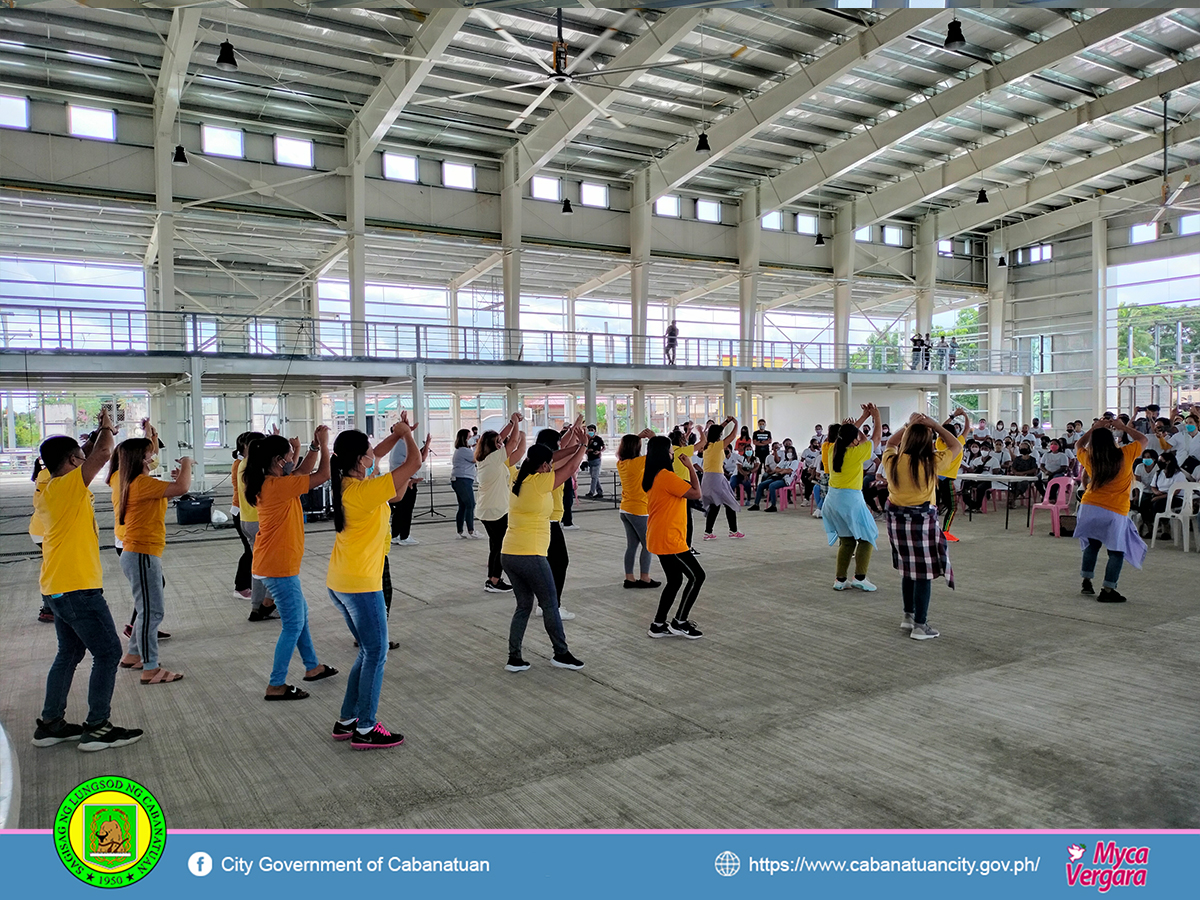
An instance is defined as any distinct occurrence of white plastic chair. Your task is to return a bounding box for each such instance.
[1150,484,1200,553]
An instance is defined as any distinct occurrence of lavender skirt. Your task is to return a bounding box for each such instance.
[1075,502,1147,570]
[701,470,740,511]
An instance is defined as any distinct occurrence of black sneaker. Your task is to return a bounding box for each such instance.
[668,619,704,639]
[79,720,144,752]
[747,504,760,511]
[332,719,358,741]
[551,651,585,670]
[1097,588,1127,603]
[32,717,83,747]
[1080,578,1095,596]
[248,606,278,621]
[648,622,676,638]
[38,607,54,623]
[505,656,531,672]
[350,723,404,750]
[484,581,513,593]
[764,505,778,513]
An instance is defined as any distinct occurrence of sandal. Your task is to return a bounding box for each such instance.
[302,664,338,682]
[141,668,184,685]
[119,655,143,670]
[264,685,309,701]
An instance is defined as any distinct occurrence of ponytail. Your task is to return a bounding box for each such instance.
[513,444,552,497]
[243,435,290,507]
[31,457,43,482]
[831,424,857,474]
[330,430,370,533]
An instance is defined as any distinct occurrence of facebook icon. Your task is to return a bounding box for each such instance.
[188,852,213,877]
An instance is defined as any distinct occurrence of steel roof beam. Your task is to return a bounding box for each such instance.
[154,8,200,137]
[852,56,1200,229]
[567,264,631,301]
[669,273,739,307]
[347,8,470,166]
[995,162,1200,249]
[647,10,938,201]
[448,252,504,291]
[761,8,1162,215]
[514,9,703,183]
[932,118,1200,241]
[759,280,834,312]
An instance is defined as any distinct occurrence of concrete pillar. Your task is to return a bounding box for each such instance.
[583,368,597,427]
[740,388,752,425]
[938,373,951,423]
[1092,218,1115,414]
[987,234,1008,417]
[449,285,460,358]
[501,148,522,359]
[506,384,520,420]
[412,364,428,439]
[632,388,645,433]
[738,188,761,367]
[161,385,179,475]
[451,391,462,434]
[838,374,853,421]
[189,356,206,489]
[346,136,368,357]
[565,294,576,363]
[832,210,853,368]
[353,384,367,432]
[723,370,737,420]
[630,170,651,365]
[914,219,936,337]
[152,127,177,351]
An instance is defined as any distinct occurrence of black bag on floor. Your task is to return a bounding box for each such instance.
[1058,514,1076,537]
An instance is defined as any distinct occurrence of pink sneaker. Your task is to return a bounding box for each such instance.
[702,533,718,541]
[728,532,746,539]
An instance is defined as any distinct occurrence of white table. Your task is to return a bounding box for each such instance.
[957,473,1043,529]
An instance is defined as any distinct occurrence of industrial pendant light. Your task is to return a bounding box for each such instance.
[216,39,238,72]
[814,232,826,247]
[172,144,189,166]
[976,188,989,205]
[1161,220,1174,237]
[945,18,966,50]
[998,255,1007,268]
[695,132,711,154]
[561,198,574,216]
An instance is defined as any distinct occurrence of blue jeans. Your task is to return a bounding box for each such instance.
[501,554,569,659]
[120,551,164,670]
[262,575,320,686]
[755,477,787,506]
[1081,538,1124,590]
[41,588,122,726]
[812,483,825,509]
[588,459,602,495]
[328,589,388,729]
[452,477,476,534]
[901,577,933,626]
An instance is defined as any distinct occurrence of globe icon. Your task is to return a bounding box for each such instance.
[714,850,740,877]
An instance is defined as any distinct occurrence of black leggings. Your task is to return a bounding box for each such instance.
[655,551,706,625]
[483,516,507,581]
[233,514,253,592]
[548,521,569,603]
[704,503,738,534]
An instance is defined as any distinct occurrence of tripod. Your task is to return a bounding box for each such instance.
[412,456,446,519]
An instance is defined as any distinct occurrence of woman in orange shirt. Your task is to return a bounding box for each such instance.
[115,438,192,684]
[1074,419,1148,603]
[231,431,263,600]
[643,436,704,639]
[617,429,659,589]
[243,426,335,700]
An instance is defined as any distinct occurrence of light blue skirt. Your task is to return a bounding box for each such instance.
[1076,503,1147,570]
[821,486,879,547]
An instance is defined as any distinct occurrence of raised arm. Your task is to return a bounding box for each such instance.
[681,454,702,500]
[1076,421,1102,453]
[916,413,961,456]
[388,421,422,492]
[721,416,738,448]
[80,407,117,486]
[506,429,527,467]
[1110,417,1149,449]
[163,456,193,499]
[553,443,587,489]
[307,425,331,490]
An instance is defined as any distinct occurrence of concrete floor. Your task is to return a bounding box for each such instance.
[1,479,1198,830]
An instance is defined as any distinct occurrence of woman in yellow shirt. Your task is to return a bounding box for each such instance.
[30,460,53,623]
[669,426,698,550]
[644,436,705,638]
[501,433,588,673]
[244,426,334,701]
[696,416,745,540]
[882,413,961,640]
[617,429,659,589]
[823,404,882,591]
[1074,419,1148,603]
[231,431,264,600]
[476,413,526,594]
[114,438,192,684]
[326,419,422,749]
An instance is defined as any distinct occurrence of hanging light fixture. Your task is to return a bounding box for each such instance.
[216,39,237,72]
[561,197,574,216]
[695,132,711,154]
[172,144,189,166]
[944,18,966,50]
[998,255,1007,268]
[814,232,826,247]
[1160,220,1174,237]
[976,188,989,205]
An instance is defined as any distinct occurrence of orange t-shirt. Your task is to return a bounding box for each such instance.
[251,474,310,578]
[1078,443,1141,516]
[109,472,125,543]
[120,474,171,556]
[646,469,691,556]
[231,460,241,508]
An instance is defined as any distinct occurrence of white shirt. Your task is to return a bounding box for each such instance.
[801,447,821,469]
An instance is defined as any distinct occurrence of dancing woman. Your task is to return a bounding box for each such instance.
[643,436,705,639]
[616,429,659,588]
[697,416,744,540]
[476,413,525,594]
[823,404,882,591]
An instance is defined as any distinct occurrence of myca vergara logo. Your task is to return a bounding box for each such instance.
[54,776,166,888]
[1065,841,1149,893]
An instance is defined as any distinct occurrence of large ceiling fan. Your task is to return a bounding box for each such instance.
[408,8,742,131]
[1113,93,1200,230]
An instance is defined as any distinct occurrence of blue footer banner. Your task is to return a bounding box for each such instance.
[3,825,1198,898]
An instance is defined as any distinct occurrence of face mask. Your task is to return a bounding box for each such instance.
[1143,459,1154,467]
[588,430,596,437]
[1188,424,1197,433]
[282,461,295,475]
[1050,446,1059,453]
[365,463,375,478]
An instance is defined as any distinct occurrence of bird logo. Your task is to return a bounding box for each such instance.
[1068,844,1087,863]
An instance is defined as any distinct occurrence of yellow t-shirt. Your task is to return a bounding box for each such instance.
[551,482,565,523]
[120,474,171,557]
[502,472,555,556]
[29,467,50,539]
[108,472,125,543]
[327,474,398,594]
[40,466,103,596]
[238,466,258,524]
[821,442,833,473]
[827,441,873,490]
[646,469,691,556]
[617,457,648,516]
[251,474,310,578]
[702,443,727,474]
[1078,443,1141,516]
[935,437,965,480]
[672,444,694,479]
[476,451,514,522]
[882,446,955,507]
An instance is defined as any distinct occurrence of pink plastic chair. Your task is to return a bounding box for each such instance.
[1029,476,1076,537]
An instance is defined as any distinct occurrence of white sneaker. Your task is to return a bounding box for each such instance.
[558,607,576,621]
[850,577,877,592]
[833,579,848,591]
[814,509,823,518]
[468,532,483,540]
[457,532,470,540]
[393,536,419,546]
[562,524,580,530]
[910,622,940,640]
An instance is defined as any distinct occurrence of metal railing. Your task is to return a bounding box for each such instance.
[0,304,1035,375]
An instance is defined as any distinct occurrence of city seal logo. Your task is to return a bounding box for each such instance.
[54,777,166,888]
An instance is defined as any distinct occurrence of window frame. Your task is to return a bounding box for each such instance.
[68,105,116,142]
[442,161,476,191]
[855,226,873,243]
[0,94,29,130]
[696,198,722,224]
[882,225,904,247]
[530,175,560,202]
[382,152,419,183]
[655,195,681,218]
[580,182,609,209]
[201,123,244,159]
[761,210,783,231]
[796,214,818,236]
[274,134,314,169]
